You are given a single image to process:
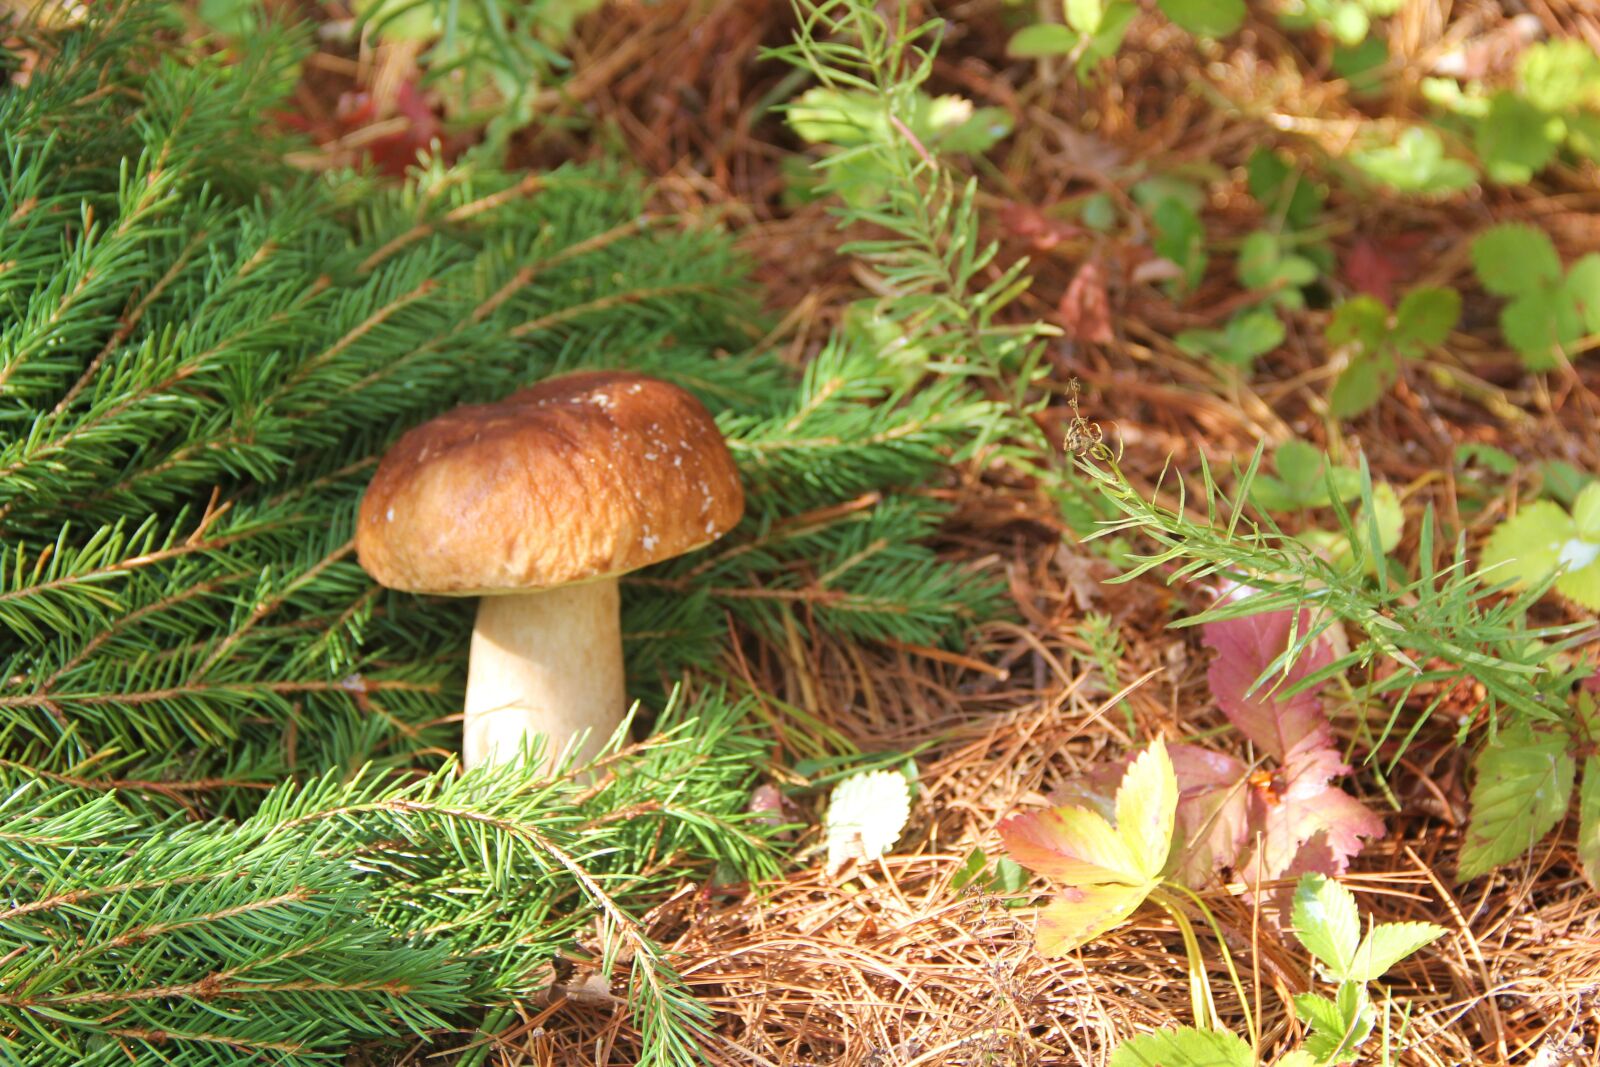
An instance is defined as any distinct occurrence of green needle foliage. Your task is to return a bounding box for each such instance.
[0,1,1020,1060]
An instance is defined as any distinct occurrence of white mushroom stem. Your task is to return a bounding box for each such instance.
[462,577,626,771]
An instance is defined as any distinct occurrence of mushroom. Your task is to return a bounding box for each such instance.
[355,370,744,770]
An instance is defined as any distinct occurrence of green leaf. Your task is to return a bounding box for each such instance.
[1458,722,1577,881]
[1480,499,1575,589]
[1247,149,1324,229]
[1453,442,1517,477]
[1348,921,1446,982]
[787,88,884,146]
[1294,982,1377,1062]
[1476,91,1560,184]
[1333,36,1389,97]
[1573,483,1600,540]
[1225,307,1288,364]
[1501,287,1584,371]
[1580,757,1600,890]
[1472,223,1562,297]
[1360,481,1405,557]
[1564,253,1600,335]
[1329,350,1392,418]
[1518,39,1600,114]
[1109,1026,1255,1067]
[1178,308,1285,368]
[1326,295,1388,352]
[1540,460,1594,507]
[1293,873,1362,979]
[1066,0,1106,34]
[1239,230,1318,293]
[1275,439,1327,495]
[1076,1,1138,73]
[1392,286,1461,349]
[1151,196,1208,291]
[1008,22,1078,57]
[1158,0,1246,37]
[1351,126,1476,195]
[1330,1,1368,47]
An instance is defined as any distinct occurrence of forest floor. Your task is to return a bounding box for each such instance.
[286,0,1600,1062]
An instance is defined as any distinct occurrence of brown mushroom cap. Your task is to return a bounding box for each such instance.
[357,370,745,595]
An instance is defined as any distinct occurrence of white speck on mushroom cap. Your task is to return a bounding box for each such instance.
[386,507,395,522]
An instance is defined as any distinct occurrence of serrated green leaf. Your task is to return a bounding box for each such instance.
[1329,350,1392,418]
[1501,287,1584,371]
[1580,757,1600,890]
[1352,127,1476,195]
[1555,560,1600,610]
[1476,91,1560,184]
[1008,22,1079,57]
[1472,223,1562,297]
[1393,286,1461,349]
[1519,39,1600,113]
[1458,723,1576,880]
[1275,439,1326,493]
[1573,484,1600,540]
[1276,1052,1320,1067]
[1327,295,1388,352]
[1109,1026,1255,1067]
[1480,499,1575,589]
[1158,0,1245,36]
[1565,253,1600,334]
[1293,873,1362,979]
[1349,921,1446,981]
[1292,991,1345,1038]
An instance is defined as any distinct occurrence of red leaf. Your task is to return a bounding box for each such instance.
[1341,233,1427,306]
[1202,600,1336,761]
[999,202,1079,251]
[1057,259,1114,344]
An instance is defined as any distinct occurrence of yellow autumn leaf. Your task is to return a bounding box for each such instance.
[998,738,1179,955]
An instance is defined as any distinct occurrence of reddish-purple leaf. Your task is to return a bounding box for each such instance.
[1248,738,1385,882]
[1202,603,1335,761]
[1168,743,1251,884]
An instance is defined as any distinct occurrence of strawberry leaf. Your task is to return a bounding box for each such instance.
[1000,740,1179,955]
[1293,872,1362,979]
[1036,882,1150,955]
[1459,721,1576,880]
[997,805,1142,886]
[1109,1026,1255,1067]
[1349,921,1445,982]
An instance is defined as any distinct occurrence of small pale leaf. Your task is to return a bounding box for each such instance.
[824,770,911,873]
